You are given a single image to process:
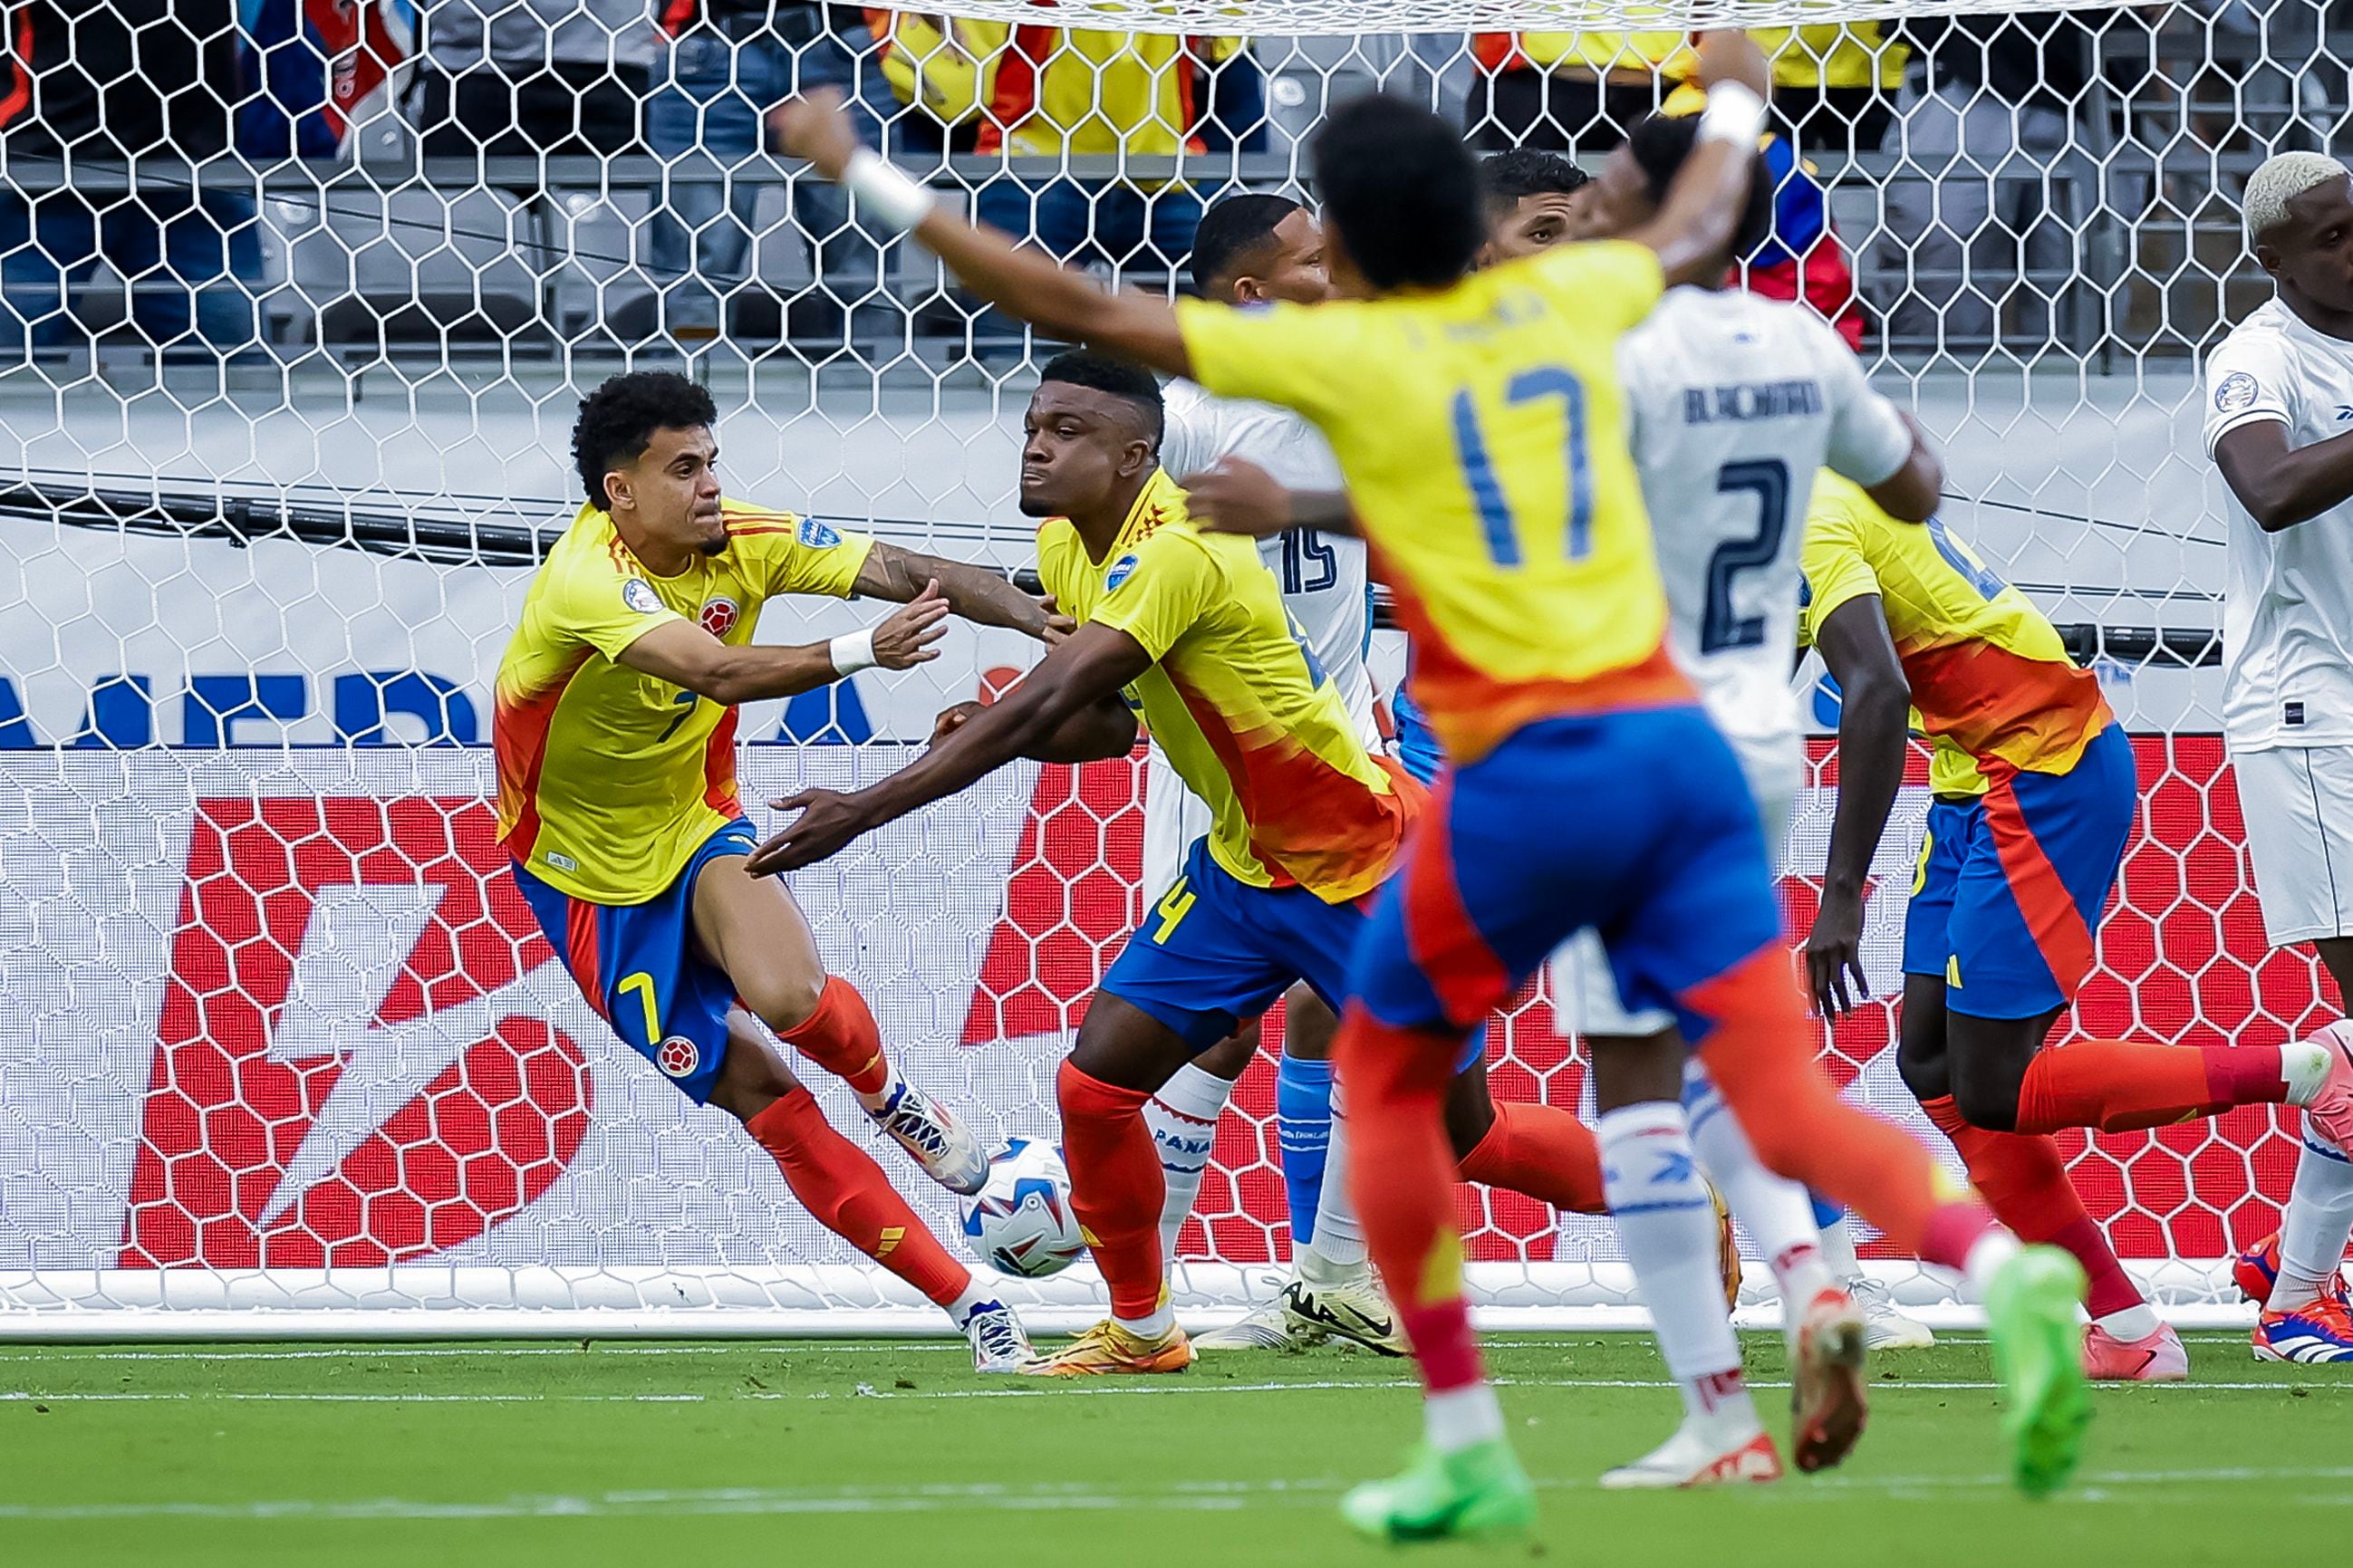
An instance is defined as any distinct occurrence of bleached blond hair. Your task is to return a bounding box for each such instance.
[2244,151,2350,243]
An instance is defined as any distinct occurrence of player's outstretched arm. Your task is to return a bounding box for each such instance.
[745,622,1152,876]
[2214,419,2353,532]
[771,91,1191,378]
[1180,457,1360,540]
[619,583,950,704]
[856,541,1072,641]
[1623,31,1772,288]
[1807,594,1912,1019]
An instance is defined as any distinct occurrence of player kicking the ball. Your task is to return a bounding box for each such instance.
[494,370,1059,1371]
[769,34,2098,1535]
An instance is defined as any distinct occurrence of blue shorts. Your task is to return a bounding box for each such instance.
[1101,833,1365,1052]
[1902,723,2135,1020]
[510,816,758,1102]
[1350,707,1783,1042]
[1392,687,1444,788]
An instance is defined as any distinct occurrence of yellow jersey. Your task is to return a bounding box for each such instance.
[1176,239,1689,766]
[1798,473,2113,797]
[494,499,873,902]
[1036,469,1414,903]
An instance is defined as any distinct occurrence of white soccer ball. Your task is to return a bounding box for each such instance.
[960,1138,1086,1278]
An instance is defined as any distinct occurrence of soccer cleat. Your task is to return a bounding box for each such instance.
[1339,1438,1538,1542]
[1599,1426,1783,1490]
[2299,1020,2353,1156]
[1708,1177,1742,1310]
[1018,1317,1194,1377]
[1286,1274,1413,1357]
[963,1300,1037,1372]
[1983,1244,2093,1498]
[2232,1229,2284,1303]
[867,1077,988,1196]
[1848,1274,1937,1350]
[2252,1296,2353,1363]
[1190,1291,1320,1352]
[2081,1321,2188,1382]
[1789,1287,1870,1472]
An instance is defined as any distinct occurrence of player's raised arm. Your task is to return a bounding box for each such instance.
[770,90,1191,378]
[855,540,1071,641]
[1619,31,1772,288]
[745,622,1150,875]
[1805,593,1912,1019]
[1179,457,1359,540]
[618,583,950,704]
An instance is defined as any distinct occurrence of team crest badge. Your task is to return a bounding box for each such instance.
[1104,553,1140,593]
[797,517,843,550]
[2214,372,2259,414]
[622,578,663,615]
[699,597,739,637]
[656,1035,700,1079]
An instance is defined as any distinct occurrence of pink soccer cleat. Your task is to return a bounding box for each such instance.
[2299,1021,2353,1157]
[2082,1321,2189,1381]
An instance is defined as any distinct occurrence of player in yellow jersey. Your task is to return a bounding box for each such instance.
[1798,474,2353,1382]
[495,370,1066,1371]
[770,35,2095,1535]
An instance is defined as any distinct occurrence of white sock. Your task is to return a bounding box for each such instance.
[1114,1303,1176,1339]
[2094,1303,2161,1341]
[1963,1228,2021,1299]
[1601,1101,1755,1436]
[945,1275,992,1325]
[1302,1085,1367,1276]
[2281,1041,2332,1106]
[2271,1130,2353,1312]
[1425,1382,1505,1454]
[1817,1217,1865,1284]
[1684,1063,1835,1316]
[1146,1063,1237,1265]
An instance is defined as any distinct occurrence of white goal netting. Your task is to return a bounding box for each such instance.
[0,1,2345,1337]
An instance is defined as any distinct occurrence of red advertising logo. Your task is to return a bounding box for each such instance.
[120,797,593,1268]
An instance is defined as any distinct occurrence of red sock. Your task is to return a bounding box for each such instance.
[1056,1060,1165,1321]
[776,976,890,1097]
[1338,1006,1486,1393]
[1691,944,2001,1272]
[1923,1095,2143,1319]
[1459,1101,1606,1215]
[2013,1041,2283,1136]
[747,1088,968,1308]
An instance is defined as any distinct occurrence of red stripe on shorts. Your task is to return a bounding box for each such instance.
[1980,769,2097,1002]
[1397,779,1510,1026]
[563,898,609,1018]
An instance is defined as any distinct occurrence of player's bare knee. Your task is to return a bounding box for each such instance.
[1192,1018,1260,1081]
[742,970,826,1035]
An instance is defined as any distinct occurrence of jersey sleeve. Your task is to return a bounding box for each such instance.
[2203,330,2295,457]
[1176,297,1358,422]
[719,502,878,599]
[1816,330,1915,487]
[1525,240,1666,334]
[541,544,688,661]
[1085,526,1223,661]
[1156,385,1211,483]
[1796,487,1883,647]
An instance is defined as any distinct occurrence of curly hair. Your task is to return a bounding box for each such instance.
[570,370,718,509]
[1310,94,1483,292]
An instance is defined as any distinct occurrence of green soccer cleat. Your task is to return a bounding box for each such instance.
[1338,1438,1538,1544]
[1983,1243,2094,1498]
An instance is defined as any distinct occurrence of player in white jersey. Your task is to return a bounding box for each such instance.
[1137,192,1405,1357]
[1548,112,1948,1486]
[2203,151,2353,1363]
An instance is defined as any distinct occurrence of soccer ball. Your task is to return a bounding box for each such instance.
[960,1138,1086,1278]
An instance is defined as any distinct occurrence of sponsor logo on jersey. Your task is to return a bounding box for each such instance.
[797,518,843,550]
[2214,371,2260,414]
[655,1035,700,1079]
[2337,405,2353,421]
[1104,553,1140,593]
[622,578,663,615]
[699,597,739,638]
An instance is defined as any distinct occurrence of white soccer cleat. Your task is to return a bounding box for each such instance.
[963,1299,1037,1372]
[1286,1273,1412,1356]
[868,1077,988,1196]
[1847,1274,1936,1351]
[1191,1291,1324,1352]
[1599,1425,1784,1490]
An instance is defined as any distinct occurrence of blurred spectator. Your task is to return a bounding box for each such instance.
[642,3,882,344]
[1747,24,1906,153]
[410,0,656,159]
[882,21,1230,276]
[1467,31,1684,154]
[0,0,263,360]
[869,10,988,155]
[1878,12,2099,346]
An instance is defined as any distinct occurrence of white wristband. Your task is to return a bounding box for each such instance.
[843,148,936,236]
[1699,82,1767,148]
[828,628,879,677]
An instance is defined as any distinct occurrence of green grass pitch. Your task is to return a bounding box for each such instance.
[1,1332,2344,1565]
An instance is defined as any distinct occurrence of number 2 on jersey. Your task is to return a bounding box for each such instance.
[1451,367,1594,567]
[1699,458,1791,654]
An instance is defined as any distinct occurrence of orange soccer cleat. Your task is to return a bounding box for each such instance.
[2081,1321,2189,1381]
[1019,1317,1196,1377]
[1790,1287,1870,1471]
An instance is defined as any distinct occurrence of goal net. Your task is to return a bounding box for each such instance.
[0,0,2342,1337]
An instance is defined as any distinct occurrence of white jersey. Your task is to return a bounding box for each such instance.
[1159,378,1374,735]
[1615,287,1915,774]
[2201,297,2353,754]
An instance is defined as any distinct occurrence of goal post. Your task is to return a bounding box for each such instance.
[0,0,2342,1336]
